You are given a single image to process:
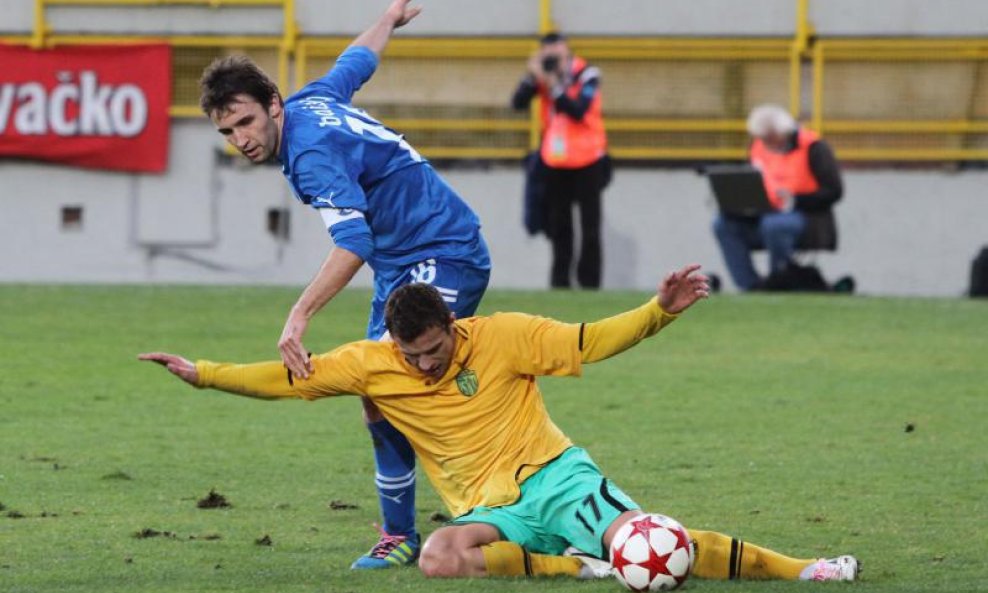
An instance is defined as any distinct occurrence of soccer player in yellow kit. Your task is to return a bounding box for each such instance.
[140,264,858,582]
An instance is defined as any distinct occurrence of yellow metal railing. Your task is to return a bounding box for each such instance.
[3,0,986,162]
[28,0,297,114]
[294,36,538,158]
[293,36,793,161]
[811,38,988,161]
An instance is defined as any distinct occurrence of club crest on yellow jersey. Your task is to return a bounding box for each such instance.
[455,369,479,396]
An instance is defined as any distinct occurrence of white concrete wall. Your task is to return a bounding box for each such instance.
[811,0,988,36]
[2,0,987,36]
[293,0,540,36]
[0,121,350,285]
[1,120,985,297]
[554,0,797,36]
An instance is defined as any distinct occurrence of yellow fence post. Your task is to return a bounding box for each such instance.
[277,0,296,93]
[789,0,810,117]
[295,40,307,93]
[31,0,47,48]
[539,0,553,34]
[528,0,553,151]
[788,47,801,117]
[812,41,824,135]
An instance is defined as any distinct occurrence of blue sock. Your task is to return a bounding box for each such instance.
[367,419,417,538]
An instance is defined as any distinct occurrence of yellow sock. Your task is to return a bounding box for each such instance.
[481,541,581,577]
[688,529,815,580]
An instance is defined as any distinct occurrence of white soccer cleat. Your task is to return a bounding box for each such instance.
[804,555,860,582]
[564,546,613,580]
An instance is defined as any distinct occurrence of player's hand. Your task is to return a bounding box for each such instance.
[279,311,314,380]
[385,0,422,29]
[138,352,199,385]
[658,264,710,315]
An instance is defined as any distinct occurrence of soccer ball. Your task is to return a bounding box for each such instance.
[610,513,694,591]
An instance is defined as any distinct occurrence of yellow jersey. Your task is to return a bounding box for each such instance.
[195,299,677,518]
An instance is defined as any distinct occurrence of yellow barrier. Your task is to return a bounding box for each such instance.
[293,36,793,161]
[812,38,988,161]
[3,0,986,162]
[28,0,296,98]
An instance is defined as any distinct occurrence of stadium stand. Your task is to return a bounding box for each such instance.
[6,0,986,162]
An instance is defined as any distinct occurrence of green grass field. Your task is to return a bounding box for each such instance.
[1,286,986,593]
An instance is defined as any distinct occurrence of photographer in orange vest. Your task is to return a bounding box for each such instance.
[512,33,609,289]
[713,104,843,291]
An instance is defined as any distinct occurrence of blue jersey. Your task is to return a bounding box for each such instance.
[278,46,489,277]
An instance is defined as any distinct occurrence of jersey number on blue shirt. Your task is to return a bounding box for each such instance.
[343,110,423,163]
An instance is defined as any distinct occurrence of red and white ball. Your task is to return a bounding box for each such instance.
[609,513,694,591]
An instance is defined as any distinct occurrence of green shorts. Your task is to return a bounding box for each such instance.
[451,446,639,559]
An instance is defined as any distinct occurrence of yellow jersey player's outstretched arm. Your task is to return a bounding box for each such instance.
[138,343,369,401]
[581,263,709,363]
[488,264,709,378]
[579,297,678,363]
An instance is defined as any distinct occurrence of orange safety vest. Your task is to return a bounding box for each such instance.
[749,127,821,210]
[537,56,608,169]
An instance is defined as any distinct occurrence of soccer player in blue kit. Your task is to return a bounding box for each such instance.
[198,0,490,569]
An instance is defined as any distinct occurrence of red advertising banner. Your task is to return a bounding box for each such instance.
[0,44,172,173]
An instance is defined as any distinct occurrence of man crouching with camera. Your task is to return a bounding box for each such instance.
[512,33,609,290]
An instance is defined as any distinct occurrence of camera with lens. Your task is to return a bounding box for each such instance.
[541,55,560,73]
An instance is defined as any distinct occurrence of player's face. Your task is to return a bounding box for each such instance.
[394,320,457,380]
[762,130,790,152]
[211,94,283,163]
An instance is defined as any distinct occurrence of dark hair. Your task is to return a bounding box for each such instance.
[199,55,282,115]
[540,32,566,45]
[385,284,453,343]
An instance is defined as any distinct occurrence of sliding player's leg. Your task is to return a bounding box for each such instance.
[552,446,860,583]
[688,530,858,581]
[418,522,497,577]
[596,518,858,583]
[689,529,813,579]
[495,446,859,583]
[425,511,589,578]
[419,522,594,578]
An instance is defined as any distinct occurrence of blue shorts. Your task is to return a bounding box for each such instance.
[366,257,491,339]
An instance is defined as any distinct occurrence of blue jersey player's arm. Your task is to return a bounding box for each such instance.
[307,0,422,104]
[309,47,379,105]
[351,0,422,57]
[293,147,375,262]
[277,0,423,381]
